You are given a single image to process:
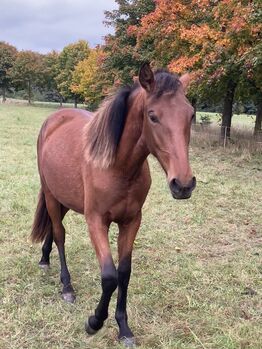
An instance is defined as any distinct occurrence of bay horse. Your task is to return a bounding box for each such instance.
[31,63,196,348]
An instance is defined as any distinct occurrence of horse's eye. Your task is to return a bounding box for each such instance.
[148,111,159,123]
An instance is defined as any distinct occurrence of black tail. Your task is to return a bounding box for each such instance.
[31,189,52,243]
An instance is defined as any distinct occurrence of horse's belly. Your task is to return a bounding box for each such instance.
[43,159,85,214]
[42,151,85,213]
[40,114,86,213]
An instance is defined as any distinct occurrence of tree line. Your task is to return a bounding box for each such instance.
[0,0,261,139]
[0,40,90,107]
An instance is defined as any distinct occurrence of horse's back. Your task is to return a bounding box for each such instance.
[40,108,92,139]
[38,108,91,213]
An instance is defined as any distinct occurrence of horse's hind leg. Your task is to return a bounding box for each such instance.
[39,230,53,269]
[45,193,75,303]
[39,206,68,269]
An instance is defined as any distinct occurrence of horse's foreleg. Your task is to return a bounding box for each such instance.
[45,193,75,303]
[116,211,141,347]
[85,215,117,335]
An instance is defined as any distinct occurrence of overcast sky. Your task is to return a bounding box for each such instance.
[0,0,117,53]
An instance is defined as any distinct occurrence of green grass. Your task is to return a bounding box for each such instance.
[196,112,256,129]
[0,103,261,349]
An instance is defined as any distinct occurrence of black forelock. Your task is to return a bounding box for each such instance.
[153,69,181,98]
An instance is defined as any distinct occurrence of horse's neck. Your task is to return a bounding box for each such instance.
[116,92,149,177]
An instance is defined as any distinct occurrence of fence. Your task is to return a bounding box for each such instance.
[191,123,262,151]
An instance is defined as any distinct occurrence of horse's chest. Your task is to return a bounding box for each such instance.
[87,173,150,223]
[109,189,141,223]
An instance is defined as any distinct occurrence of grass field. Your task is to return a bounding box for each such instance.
[0,103,261,349]
[196,112,256,129]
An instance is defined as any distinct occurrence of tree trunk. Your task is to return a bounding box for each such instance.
[59,95,63,107]
[220,80,236,142]
[2,86,6,103]
[254,101,262,139]
[74,96,77,108]
[191,97,197,124]
[28,80,32,104]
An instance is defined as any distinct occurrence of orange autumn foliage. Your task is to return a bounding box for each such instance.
[130,0,261,82]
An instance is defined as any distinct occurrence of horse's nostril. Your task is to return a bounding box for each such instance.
[169,176,196,198]
[169,178,183,194]
[191,176,196,190]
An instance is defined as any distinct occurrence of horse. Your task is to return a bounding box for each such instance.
[31,63,196,348]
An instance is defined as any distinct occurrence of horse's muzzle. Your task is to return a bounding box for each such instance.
[169,177,196,199]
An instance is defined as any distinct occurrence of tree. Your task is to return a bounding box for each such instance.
[11,50,44,104]
[71,48,108,109]
[131,0,261,140]
[42,51,64,105]
[240,1,262,137]
[254,101,262,138]
[55,40,90,107]
[103,0,156,85]
[0,42,17,102]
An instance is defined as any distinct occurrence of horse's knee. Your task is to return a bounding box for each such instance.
[101,266,118,293]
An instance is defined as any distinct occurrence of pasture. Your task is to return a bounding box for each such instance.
[0,103,261,349]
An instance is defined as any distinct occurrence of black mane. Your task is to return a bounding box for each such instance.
[107,86,133,150]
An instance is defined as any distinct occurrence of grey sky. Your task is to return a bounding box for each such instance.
[0,0,117,53]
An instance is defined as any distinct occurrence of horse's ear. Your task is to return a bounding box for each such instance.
[179,73,191,93]
[139,62,155,93]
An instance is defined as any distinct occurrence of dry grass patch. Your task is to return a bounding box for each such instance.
[191,124,262,154]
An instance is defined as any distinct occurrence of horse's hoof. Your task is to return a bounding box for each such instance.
[62,292,76,303]
[119,337,136,348]
[39,262,50,271]
[85,319,98,335]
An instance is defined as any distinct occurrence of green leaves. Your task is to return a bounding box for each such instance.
[102,0,156,85]
[71,48,108,109]
[0,42,17,99]
[55,40,90,100]
[10,50,44,103]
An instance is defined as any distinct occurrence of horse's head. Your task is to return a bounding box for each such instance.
[139,63,196,199]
